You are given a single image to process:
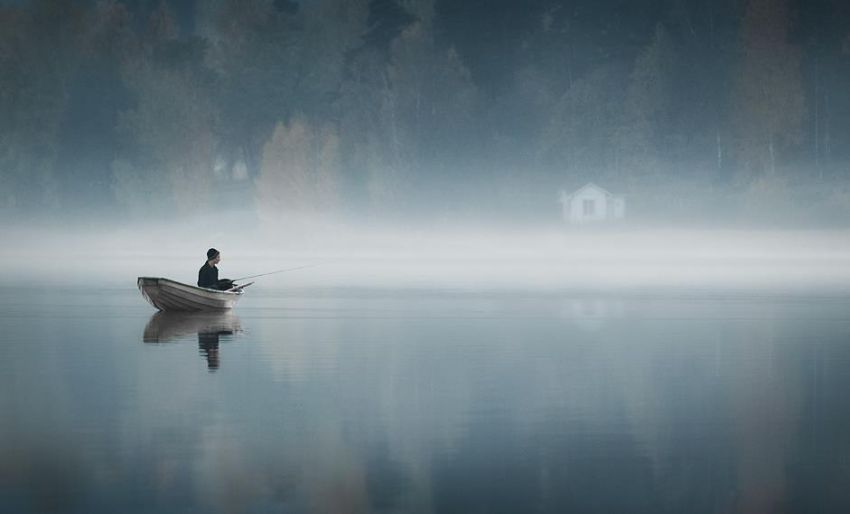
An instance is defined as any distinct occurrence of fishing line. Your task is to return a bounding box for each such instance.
[232,263,321,282]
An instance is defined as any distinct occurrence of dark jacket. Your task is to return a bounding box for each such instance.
[198,262,219,288]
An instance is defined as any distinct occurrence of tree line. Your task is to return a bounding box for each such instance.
[2,0,850,224]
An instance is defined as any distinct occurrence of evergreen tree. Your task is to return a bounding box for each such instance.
[113,2,219,216]
[0,1,84,212]
[731,0,805,178]
[616,24,676,183]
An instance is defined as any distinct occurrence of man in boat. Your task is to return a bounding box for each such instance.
[198,248,234,290]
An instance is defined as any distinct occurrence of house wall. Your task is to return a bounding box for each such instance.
[612,197,625,219]
[560,185,626,224]
[568,187,609,224]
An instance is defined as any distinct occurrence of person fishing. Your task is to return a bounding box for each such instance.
[198,248,234,290]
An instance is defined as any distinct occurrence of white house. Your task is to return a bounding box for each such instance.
[559,182,625,225]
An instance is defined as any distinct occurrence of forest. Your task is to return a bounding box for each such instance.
[2,0,850,226]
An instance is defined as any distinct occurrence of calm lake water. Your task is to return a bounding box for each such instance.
[1,285,850,513]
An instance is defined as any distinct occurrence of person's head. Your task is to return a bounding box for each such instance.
[207,248,220,265]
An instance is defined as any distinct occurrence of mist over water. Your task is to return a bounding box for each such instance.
[3,216,850,295]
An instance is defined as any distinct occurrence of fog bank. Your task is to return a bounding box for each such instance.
[3,220,850,294]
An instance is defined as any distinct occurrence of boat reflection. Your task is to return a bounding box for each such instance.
[142,311,242,371]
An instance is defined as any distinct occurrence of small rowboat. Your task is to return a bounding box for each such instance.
[137,277,248,311]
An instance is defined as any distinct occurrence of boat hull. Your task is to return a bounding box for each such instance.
[137,277,243,311]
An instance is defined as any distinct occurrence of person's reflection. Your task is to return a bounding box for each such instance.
[143,311,241,371]
[197,330,229,371]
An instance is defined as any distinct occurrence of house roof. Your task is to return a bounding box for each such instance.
[563,182,616,199]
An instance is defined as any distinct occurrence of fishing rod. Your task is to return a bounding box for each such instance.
[232,263,320,282]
